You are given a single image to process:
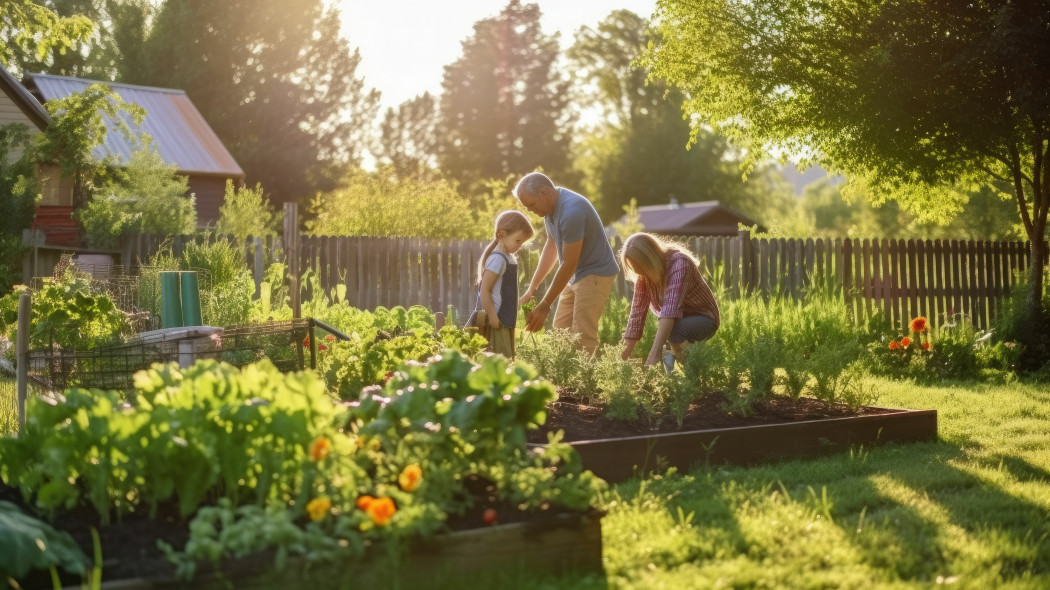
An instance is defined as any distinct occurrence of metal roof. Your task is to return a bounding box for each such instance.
[26,73,243,177]
[0,64,49,130]
[633,201,749,231]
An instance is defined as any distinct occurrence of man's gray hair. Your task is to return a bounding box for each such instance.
[514,172,555,199]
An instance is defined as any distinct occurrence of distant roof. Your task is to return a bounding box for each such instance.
[25,73,243,177]
[0,64,49,130]
[632,200,758,235]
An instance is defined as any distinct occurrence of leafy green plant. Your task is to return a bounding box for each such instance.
[0,500,90,581]
[216,181,279,241]
[0,360,342,523]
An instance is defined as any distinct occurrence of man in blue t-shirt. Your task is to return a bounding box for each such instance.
[515,172,620,354]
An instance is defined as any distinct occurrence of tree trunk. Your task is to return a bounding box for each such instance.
[1020,223,1047,370]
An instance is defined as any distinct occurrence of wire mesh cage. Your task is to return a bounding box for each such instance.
[25,319,347,394]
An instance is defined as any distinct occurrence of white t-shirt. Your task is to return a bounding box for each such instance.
[483,248,516,314]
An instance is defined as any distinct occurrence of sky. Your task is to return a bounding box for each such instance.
[335,0,659,112]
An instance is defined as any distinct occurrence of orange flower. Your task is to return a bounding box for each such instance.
[909,316,928,333]
[309,436,331,462]
[901,337,911,348]
[306,497,332,521]
[366,497,396,526]
[922,342,931,351]
[889,340,900,350]
[325,334,337,342]
[356,495,375,510]
[398,464,423,492]
[303,337,310,348]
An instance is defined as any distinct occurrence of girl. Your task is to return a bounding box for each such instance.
[467,210,535,357]
[620,232,720,368]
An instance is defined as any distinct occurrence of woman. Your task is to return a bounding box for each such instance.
[620,232,720,367]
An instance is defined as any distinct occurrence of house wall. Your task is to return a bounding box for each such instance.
[186,174,233,227]
[0,89,42,164]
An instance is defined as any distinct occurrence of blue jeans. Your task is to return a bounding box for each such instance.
[668,314,718,344]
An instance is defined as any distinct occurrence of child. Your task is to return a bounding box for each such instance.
[620,232,720,369]
[467,210,535,358]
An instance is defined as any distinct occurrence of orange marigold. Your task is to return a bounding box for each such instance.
[889,340,900,350]
[309,436,331,462]
[910,316,928,333]
[398,464,423,492]
[922,342,931,351]
[901,337,911,348]
[306,497,332,522]
[325,334,337,342]
[366,497,396,526]
[356,495,375,510]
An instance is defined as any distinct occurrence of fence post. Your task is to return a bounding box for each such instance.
[737,229,753,295]
[16,293,30,437]
[254,236,265,298]
[284,203,300,318]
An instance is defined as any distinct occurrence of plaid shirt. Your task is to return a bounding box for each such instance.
[623,250,720,341]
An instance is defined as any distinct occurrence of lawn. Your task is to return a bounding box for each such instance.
[499,376,1049,590]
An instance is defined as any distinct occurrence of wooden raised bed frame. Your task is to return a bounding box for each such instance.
[59,510,604,590]
[532,407,937,483]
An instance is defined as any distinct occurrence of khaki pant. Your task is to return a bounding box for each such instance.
[552,274,616,355]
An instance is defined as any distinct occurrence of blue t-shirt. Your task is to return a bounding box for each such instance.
[544,187,620,284]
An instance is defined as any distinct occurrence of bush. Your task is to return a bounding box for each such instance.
[144,237,255,327]
[0,124,38,293]
[78,149,196,248]
[216,181,279,241]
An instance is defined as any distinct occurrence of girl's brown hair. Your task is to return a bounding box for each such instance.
[619,232,698,301]
[476,210,535,285]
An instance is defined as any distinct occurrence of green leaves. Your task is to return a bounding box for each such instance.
[0,501,90,579]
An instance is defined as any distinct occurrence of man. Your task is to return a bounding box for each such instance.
[516,172,620,354]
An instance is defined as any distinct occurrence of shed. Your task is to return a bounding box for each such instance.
[626,200,760,237]
[22,73,244,226]
[0,63,49,161]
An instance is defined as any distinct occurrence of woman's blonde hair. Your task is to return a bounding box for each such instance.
[619,232,698,300]
[476,210,535,285]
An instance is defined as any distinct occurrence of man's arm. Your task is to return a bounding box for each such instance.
[520,237,558,304]
[525,239,582,332]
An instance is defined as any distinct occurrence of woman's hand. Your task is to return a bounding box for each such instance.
[621,339,638,361]
[644,351,660,367]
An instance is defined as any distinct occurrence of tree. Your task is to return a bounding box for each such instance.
[438,0,575,192]
[378,92,439,179]
[216,181,279,241]
[0,0,93,71]
[648,0,1050,351]
[567,10,790,223]
[128,0,379,205]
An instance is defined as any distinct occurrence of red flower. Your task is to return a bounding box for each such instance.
[889,340,900,350]
[901,337,911,348]
[318,344,328,352]
[922,342,931,351]
[909,316,928,333]
[302,337,310,348]
[384,371,395,382]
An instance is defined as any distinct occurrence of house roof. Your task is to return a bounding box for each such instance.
[0,64,50,130]
[632,200,758,233]
[25,73,244,178]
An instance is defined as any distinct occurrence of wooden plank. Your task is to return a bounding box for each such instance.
[860,239,872,321]
[914,239,927,322]
[459,240,472,317]
[905,239,918,326]
[759,239,770,296]
[842,238,854,314]
[814,238,825,291]
[949,240,962,318]
[803,238,815,295]
[876,239,890,322]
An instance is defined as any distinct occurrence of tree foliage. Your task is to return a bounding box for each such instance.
[125,0,379,205]
[438,0,575,191]
[216,181,279,241]
[648,0,1050,345]
[567,9,790,223]
[0,0,93,71]
[378,92,439,179]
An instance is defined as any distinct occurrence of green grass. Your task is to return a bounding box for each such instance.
[432,377,1050,589]
[0,376,16,437]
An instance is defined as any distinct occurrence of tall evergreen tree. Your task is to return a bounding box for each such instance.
[438,0,574,192]
[128,0,379,204]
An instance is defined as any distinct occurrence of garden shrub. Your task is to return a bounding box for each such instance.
[215,181,279,241]
[0,124,38,294]
[145,237,255,327]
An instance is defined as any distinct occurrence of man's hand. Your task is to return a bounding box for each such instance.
[525,301,551,332]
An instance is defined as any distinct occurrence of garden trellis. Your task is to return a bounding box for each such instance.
[85,232,1049,332]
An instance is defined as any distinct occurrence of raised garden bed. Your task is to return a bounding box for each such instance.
[528,394,937,482]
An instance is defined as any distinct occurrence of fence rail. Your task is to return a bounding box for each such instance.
[25,227,1044,331]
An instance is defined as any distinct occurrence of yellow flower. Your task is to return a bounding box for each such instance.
[398,464,423,492]
[306,497,332,521]
[366,497,396,526]
[309,436,331,462]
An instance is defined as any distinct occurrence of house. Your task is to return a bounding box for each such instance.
[21,72,244,228]
[0,64,49,160]
[623,199,761,237]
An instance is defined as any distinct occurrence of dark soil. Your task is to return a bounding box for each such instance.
[528,390,897,443]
